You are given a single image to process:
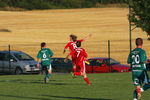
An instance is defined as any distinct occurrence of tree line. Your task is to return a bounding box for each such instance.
[0,0,126,10]
[128,0,150,37]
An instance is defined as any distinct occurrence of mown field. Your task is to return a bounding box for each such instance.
[0,73,149,100]
[0,8,150,64]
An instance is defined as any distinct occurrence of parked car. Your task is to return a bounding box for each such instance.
[85,57,130,73]
[51,57,72,73]
[0,51,40,75]
[146,59,150,71]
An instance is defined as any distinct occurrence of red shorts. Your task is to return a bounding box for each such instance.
[76,61,86,73]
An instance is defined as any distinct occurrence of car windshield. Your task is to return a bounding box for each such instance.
[52,58,72,63]
[14,53,34,61]
[106,58,120,65]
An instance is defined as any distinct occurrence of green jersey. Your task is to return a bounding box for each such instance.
[37,48,53,66]
[127,48,147,76]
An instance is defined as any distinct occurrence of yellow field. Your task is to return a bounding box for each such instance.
[0,8,149,64]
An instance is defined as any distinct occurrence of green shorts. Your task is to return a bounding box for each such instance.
[42,64,52,71]
[132,70,150,86]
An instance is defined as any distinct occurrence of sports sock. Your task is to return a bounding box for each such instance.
[47,73,51,78]
[84,77,90,85]
[74,72,81,76]
[45,70,50,79]
[136,88,141,94]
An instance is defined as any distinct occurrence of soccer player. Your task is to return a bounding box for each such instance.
[63,33,92,74]
[127,38,150,100]
[37,42,54,83]
[71,41,90,85]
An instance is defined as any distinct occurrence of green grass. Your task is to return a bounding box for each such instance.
[0,73,149,100]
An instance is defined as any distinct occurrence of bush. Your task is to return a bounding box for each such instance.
[17,0,51,10]
[0,1,7,7]
[0,0,127,10]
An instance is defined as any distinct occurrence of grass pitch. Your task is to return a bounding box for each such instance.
[0,73,149,100]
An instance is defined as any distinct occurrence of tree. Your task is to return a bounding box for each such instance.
[128,0,150,38]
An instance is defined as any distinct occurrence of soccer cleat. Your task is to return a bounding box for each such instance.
[87,83,91,86]
[85,61,90,65]
[133,98,137,100]
[140,88,144,92]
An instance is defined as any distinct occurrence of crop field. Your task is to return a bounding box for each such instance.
[0,8,150,63]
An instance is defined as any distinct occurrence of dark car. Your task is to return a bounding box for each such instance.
[0,51,40,75]
[85,57,130,73]
[51,58,72,73]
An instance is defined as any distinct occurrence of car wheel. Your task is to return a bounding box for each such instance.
[15,68,23,75]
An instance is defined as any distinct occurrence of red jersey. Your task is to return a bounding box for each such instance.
[74,47,88,64]
[64,39,84,53]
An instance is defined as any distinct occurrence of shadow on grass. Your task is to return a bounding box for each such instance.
[42,95,114,100]
[0,79,81,85]
[0,94,51,100]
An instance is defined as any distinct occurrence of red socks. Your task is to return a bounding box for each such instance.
[74,72,81,76]
[73,72,91,85]
[84,77,90,85]
[136,88,141,94]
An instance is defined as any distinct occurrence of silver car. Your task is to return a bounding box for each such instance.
[0,51,40,75]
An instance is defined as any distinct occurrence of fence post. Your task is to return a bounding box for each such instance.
[108,40,111,72]
[8,45,11,72]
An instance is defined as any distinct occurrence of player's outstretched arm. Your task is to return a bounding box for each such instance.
[63,49,66,54]
[82,33,92,41]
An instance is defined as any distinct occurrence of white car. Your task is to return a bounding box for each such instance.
[0,51,40,75]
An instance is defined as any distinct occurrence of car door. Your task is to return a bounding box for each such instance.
[2,53,11,73]
[92,59,107,73]
[3,53,17,73]
[85,59,95,73]
[88,59,109,73]
[0,53,5,73]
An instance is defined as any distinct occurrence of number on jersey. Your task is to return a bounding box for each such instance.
[71,43,77,49]
[77,50,81,57]
[132,55,140,64]
[43,53,47,58]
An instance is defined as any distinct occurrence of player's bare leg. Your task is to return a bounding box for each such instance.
[72,64,77,78]
[44,66,52,83]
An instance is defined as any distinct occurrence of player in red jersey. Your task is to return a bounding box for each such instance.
[72,41,90,85]
[63,34,92,74]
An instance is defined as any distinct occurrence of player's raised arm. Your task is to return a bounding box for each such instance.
[82,33,92,41]
[63,48,67,54]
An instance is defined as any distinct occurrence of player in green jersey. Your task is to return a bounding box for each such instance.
[37,42,54,83]
[127,38,150,100]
